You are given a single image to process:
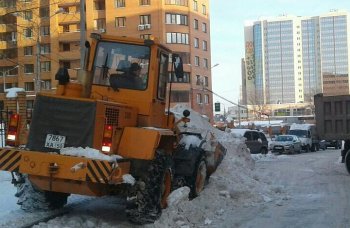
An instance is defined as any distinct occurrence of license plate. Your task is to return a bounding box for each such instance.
[275,146,282,149]
[45,134,66,149]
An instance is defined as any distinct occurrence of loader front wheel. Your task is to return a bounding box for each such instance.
[126,151,172,225]
[189,155,207,198]
[15,174,69,211]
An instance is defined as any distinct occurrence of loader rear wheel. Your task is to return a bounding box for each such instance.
[189,155,207,198]
[126,151,172,225]
[15,175,69,211]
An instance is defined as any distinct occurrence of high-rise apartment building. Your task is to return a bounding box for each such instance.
[243,10,349,107]
[0,0,213,120]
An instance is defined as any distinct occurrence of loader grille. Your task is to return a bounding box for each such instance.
[105,107,119,126]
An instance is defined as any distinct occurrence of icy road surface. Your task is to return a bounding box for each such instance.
[238,149,350,228]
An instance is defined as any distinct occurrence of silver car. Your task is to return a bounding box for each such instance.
[270,135,302,154]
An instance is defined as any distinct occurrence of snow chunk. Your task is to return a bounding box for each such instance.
[60,147,122,162]
[122,174,135,185]
[5,87,25,98]
[167,187,190,207]
[179,135,202,150]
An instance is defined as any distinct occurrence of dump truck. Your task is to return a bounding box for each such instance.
[0,34,226,224]
[314,93,350,173]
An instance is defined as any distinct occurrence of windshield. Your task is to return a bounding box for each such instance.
[276,136,293,141]
[92,41,150,91]
[288,130,307,138]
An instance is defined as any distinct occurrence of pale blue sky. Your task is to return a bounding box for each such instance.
[210,0,349,108]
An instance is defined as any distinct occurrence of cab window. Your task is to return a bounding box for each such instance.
[158,52,169,100]
[92,41,150,91]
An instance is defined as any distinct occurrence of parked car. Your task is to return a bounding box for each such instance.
[230,129,268,154]
[324,140,342,149]
[270,135,302,154]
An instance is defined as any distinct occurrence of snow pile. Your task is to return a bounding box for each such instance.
[60,147,122,162]
[151,105,286,227]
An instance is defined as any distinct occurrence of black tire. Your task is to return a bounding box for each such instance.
[345,150,350,174]
[189,155,207,199]
[15,174,68,211]
[126,151,172,225]
[305,145,310,153]
[260,147,268,155]
[311,144,316,152]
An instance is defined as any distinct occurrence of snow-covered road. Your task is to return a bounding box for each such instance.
[1,149,349,227]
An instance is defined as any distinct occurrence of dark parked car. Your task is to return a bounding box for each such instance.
[324,140,341,149]
[231,129,269,154]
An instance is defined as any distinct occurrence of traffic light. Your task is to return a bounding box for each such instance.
[214,102,220,112]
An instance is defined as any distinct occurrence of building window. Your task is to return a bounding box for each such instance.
[140,34,152,39]
[171,91,190,102]
[40,26,50,36]
[194,19,198,29]
[202,23,207,33]
[116,17,126,27]
[40,44,51,54]
[194,38,199,48]
[196,75,201,85]
[196,93,202,104]
[24,10,33,20]
[42,80,51,90]
[140,15,151,24]
[60,61,71,69]
[166,32,189,44]
[62,25,69,32]
[24,46,33,56]
[40,61,51,72]
[61,43,70,51]
[202,4,206,15]
[40,7,49,18]
[24,64,34,74]
[94,1,106,10]
[165,0,188,6]
[24,28,33,38]
[24,82,34,91]
[203,58,208,68]
[169,72,190,83]
[203,76,208,86]
[194,56,200,66]
[202,40,208,51]
[115,0,125,7]
[204,94,209,104]
[140,0,150,5]
[94,18,106,30]
[193,0,198,11]
[165,13,188,25]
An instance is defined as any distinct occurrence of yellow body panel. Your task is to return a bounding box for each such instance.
[118,127,174,160]
[118,127,160,160]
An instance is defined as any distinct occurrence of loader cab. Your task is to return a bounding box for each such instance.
[86,34,180,128]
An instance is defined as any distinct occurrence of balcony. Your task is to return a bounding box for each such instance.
[0,40,17,49]
[58,31,80,42]
[93,10,106,19]
[58,49,80,60]
[58,13,80,24]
